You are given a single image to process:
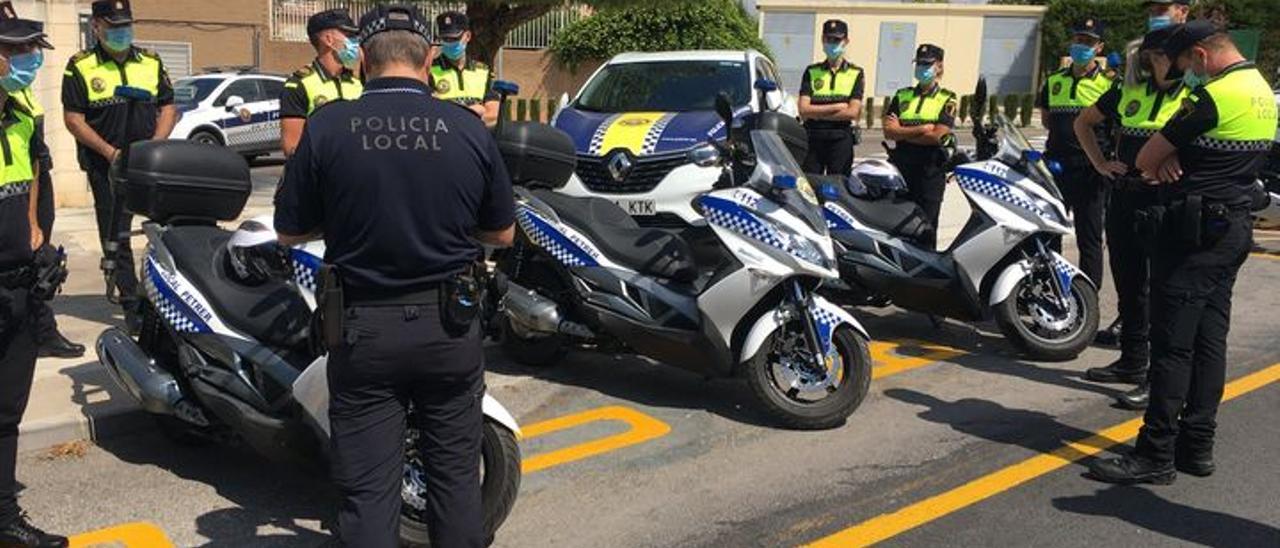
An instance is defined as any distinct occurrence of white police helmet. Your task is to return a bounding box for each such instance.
[226,215,290,284]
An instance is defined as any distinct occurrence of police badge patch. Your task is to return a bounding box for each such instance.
[435,79,451,94]
[814,78,826,90]
[1051,82,1063,96]
[314,95,329,108]
[1124,101,1141,117]
[91,77,106,93]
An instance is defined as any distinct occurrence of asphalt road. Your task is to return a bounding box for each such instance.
[13,159,1280,547]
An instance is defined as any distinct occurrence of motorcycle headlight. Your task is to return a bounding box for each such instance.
[774,225,830,269]
[1032,197,1065,225]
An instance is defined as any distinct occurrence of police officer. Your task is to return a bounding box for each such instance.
[280,8,364,157]
[1037,18,1114,289]
[431,11,500,127]
[0,7,69,547]
[798,19,864,176]
[1145,0,1191,32]
[883,44,958,250]
[61,0,175,333]
[1089,21,1277,484]
[1075,28,1189,408]
[0,3,80,359]
[274,5,514,546]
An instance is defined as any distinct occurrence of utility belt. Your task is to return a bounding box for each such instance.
[1046,153,1093,172]
[1135,194,1251,250]
[1110,173,1156,193]
[314,264,483,351]
[805,123,861,145]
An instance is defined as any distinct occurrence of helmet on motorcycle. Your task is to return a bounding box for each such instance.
[227,216,291,285]
[849,159,907,199]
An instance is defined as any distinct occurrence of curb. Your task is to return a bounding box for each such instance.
[17,405,150,454]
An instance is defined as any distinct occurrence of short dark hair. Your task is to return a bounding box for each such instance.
[362,29,430,74]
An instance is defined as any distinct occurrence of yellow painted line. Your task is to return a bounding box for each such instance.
[520,405,671,474]
[1250,252,1280,261]
[871,339,967,379]
[70,522,173,548]
[802,361,1280,548]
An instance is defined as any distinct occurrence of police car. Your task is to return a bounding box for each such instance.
[552,50,798,228]
[170,68,286,159]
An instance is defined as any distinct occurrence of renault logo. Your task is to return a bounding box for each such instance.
[607,151,633,182]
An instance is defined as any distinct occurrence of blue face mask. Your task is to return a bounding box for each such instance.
[823,42,844,60]
[442,40,466,61]
[914,64,936,85]
[1148,15,1173,31]
[1069,43,1097,66]
[1,51,42,92]
[103,25,134,52]
[337,37,360,69]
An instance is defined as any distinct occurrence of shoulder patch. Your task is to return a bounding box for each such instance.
[137,48,161,59]
[69,50,94,64]
[293,66,314,79]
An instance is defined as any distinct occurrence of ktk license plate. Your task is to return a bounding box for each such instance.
[614,199,656,216]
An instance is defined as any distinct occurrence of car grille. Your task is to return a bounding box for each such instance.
[576,152,688,194]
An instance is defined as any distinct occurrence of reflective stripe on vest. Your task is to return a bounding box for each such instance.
[1194,64,1277,151]
[291,67,363,116]
[894,86,956,125]
[71,50,163,108]
[0,105,36,200]
[806,63,862,104]
[1118,82,1190,137]
[431,63,490,104]
[1045,68,1112,113]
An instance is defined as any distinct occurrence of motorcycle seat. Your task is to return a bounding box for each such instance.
[529,190,697,283]
[844,195,933,242]
[159,226,312,350]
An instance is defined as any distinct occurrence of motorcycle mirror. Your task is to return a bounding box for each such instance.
[715,93,734,128]
[1047,160,1065,176]
[114,85,154,102]
[772,174,798,190]
[754,79,778,92]
[972,77,988,122]
[493,80,520,97]
[819,183,840,201]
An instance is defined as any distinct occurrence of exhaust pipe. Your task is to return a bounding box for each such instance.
[96,328,208,426]
[502,282,593,338]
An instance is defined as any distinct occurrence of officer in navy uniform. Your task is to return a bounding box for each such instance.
[0,6,70,547]
[797,19,864,176]
[1090,21,1277,484]
[274,5,514,547]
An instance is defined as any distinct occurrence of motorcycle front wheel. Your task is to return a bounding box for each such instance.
[994,273,1099,361]
[746,325,871,430]
[399,419,522,546]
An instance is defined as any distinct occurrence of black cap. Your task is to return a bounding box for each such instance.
[91,0,133,25]
[822,19,848,39]
[436,11,469,40]
[1161,20,1224,58]
[0,2,53,49]
[1071,17,1105,40]
[359,4,432,43]
[1139,26,1177,52]
[307,8,358,39]
[914,44,944,63]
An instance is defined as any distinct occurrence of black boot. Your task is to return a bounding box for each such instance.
[37,332,86,359]
[1085,359,1147,384]
[1175,438,1215,477]
[0,513,68,548]
[1116,383,1149,410]
[1094,318,1122,347]
[1087,454,1176,485]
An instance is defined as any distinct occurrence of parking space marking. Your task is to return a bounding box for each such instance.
[69,522,173,548]
[871,339,967,379]
[801,361,1280,548]
[1250,252,1280,261]
[520,405,671,474]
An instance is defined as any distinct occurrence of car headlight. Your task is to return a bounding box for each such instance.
[687,143,721,168]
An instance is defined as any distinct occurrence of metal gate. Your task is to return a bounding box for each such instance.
[761,11,816,95]
[875,22,917,97]
[979,17,1039,95]
[136,41,193,79]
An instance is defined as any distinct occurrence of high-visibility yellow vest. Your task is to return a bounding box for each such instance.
[1118,82,1190,138]
[1195,63,1277,149]
[430,59,492,105]
[805,61,862,104]
[285,61,363,116]
[892,85,958,126]
[1044,66,1113,113]
[68,48,165,108]
[0,102,36,201]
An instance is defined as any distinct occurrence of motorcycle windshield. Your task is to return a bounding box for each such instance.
[995,114,1064,201]
[748,130,828,233]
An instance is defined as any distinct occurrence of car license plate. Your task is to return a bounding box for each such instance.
[615,199,656,216]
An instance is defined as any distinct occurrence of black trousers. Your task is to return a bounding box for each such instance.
[1135,213,1251,463]
[328,302,484,548]
[802,128,854,177]
[1058,164,1107,289]
[34,167,62,345]
[86,165,138,302]
[0,286,37,528]
[1106,188,1157,367]
[894,152,946,250]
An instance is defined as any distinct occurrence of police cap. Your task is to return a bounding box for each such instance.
[0,2,53,49]
[1071,17,1105,40]
[90,0,133,25]
[1161,20,1225,59]
[914,44,944,64]
[1139,26,1177,53]
[359,3,432,44]
[822,19,848,40]
[436,11,469,40]
[307,8,358,39]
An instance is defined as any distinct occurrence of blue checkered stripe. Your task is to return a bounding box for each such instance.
[517,207,600,267]
[823,203,857,231]
[290,248,322,293]
[954,168,1045,219]
[640,114,675,155]
[701,196,788,253]
[1051,255,1080,299]
[587,114,622,156]
[144,259,210,334]
[810,303,842,355]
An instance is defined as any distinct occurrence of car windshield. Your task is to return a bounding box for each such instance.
[995,114,1063,200]
[748,130,827,234]
[575,60,751,113]
[174,78,223,105]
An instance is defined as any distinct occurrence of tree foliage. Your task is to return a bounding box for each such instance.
[546,0,770,71]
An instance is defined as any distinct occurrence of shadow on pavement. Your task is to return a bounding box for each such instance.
[48,293,122,331]
[1052,485,1280,546]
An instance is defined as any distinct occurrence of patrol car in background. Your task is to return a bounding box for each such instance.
[169,68,286,160]
[552,50,798,228]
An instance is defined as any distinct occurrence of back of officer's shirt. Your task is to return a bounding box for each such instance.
[274,77,515,290]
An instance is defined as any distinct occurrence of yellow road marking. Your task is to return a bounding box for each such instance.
[1250,252,1280,261]
[803,361,1280,548]
[871,339,967,379]
[70,522,173,548]
[521,405,670,473]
